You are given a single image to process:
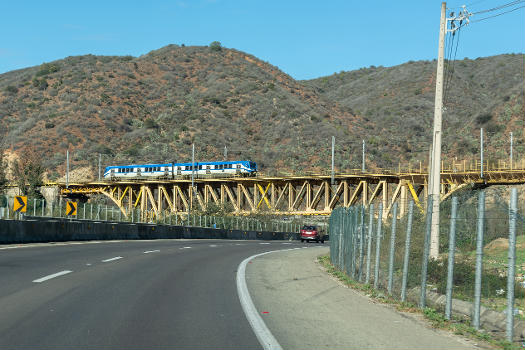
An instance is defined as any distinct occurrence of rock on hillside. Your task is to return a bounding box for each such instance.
[0,45,362,179]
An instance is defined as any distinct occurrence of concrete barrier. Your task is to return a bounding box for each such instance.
[0,218,302,244]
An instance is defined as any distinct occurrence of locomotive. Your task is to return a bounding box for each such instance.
[103,160,257,180]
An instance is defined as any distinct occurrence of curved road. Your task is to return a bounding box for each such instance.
[0,239,304,349]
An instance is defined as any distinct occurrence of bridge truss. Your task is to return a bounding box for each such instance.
[58,167,524,219]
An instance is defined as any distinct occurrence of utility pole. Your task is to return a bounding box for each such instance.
[66,149,69,189]
[428,2,447,259]
[98,153,101,181]
[510,132,513,170]
[480,128,484,178]
[362,140,366,172]
[331,136,335,185]
[191,143,195,210]
[428,2,471,259]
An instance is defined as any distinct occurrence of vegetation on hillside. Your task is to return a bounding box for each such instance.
[306,54,525,168]
[0,45,523,180]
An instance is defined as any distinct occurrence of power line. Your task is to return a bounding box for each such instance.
[471,3,525,21]
[472,0,524,14]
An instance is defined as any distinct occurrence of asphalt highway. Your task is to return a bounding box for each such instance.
[0,239,303,349]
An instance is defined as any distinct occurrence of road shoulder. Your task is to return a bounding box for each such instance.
[246,246,491,350]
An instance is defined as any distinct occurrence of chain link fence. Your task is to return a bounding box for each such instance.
[330,187,524,344]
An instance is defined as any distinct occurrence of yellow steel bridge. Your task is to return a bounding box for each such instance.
[57,159,524,219]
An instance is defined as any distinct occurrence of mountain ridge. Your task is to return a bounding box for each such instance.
[0,45,523,180]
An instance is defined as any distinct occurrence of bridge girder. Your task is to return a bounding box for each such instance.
[57,168,525,219]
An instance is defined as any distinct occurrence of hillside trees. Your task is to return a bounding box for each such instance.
[12,147,45,198]
[0,149,7,193]
[209,41,222,51]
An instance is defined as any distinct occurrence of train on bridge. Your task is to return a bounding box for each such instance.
[104,160,258,180]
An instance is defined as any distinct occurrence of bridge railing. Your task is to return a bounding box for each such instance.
[265,157,525,177]
[329,186,524,343]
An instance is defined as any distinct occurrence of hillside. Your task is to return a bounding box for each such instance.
[305,54,525,167]
[0,45,523,180]
[0,44,363,179]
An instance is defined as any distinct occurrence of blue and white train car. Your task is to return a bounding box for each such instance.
[103,160,257,180]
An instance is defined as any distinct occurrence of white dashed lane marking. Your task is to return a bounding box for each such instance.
[101,256,123,262]
[259,243,271,245]
[143,250,160,254]
[33,270,73,283]
[180,247,192,249]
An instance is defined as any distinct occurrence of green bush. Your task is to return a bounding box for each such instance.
[209,41,222,51]
[144,118,159,129]
[35,63,59,77]
[5,85,18,94]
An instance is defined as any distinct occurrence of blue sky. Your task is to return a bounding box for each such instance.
[0,0,523,80]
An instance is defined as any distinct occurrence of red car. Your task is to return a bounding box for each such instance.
[300,225,324,243]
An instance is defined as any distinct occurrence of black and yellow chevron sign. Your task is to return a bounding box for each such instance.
[13,196,27,213]
[66,201,77,216]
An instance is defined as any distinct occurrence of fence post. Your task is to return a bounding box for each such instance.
[348,207,355,275]
[472,190,485,330]
[420,196,433,308]
[338,209,344,270]
[344,208,351,275]
[374,203,383,289]
[387,202,398,295]
[506,188,517,342]
[351,207,359,279]
[329,212,334,263]
[358,205,365,282]
[33,199,36,216]
[401,200,414,302]
[445,196,458,319]
[365,204,374,284]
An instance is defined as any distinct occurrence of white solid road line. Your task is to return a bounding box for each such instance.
[236,248,302,350]
[33,270,73,283]
[101,256,123,262]
[143,250,160,254]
